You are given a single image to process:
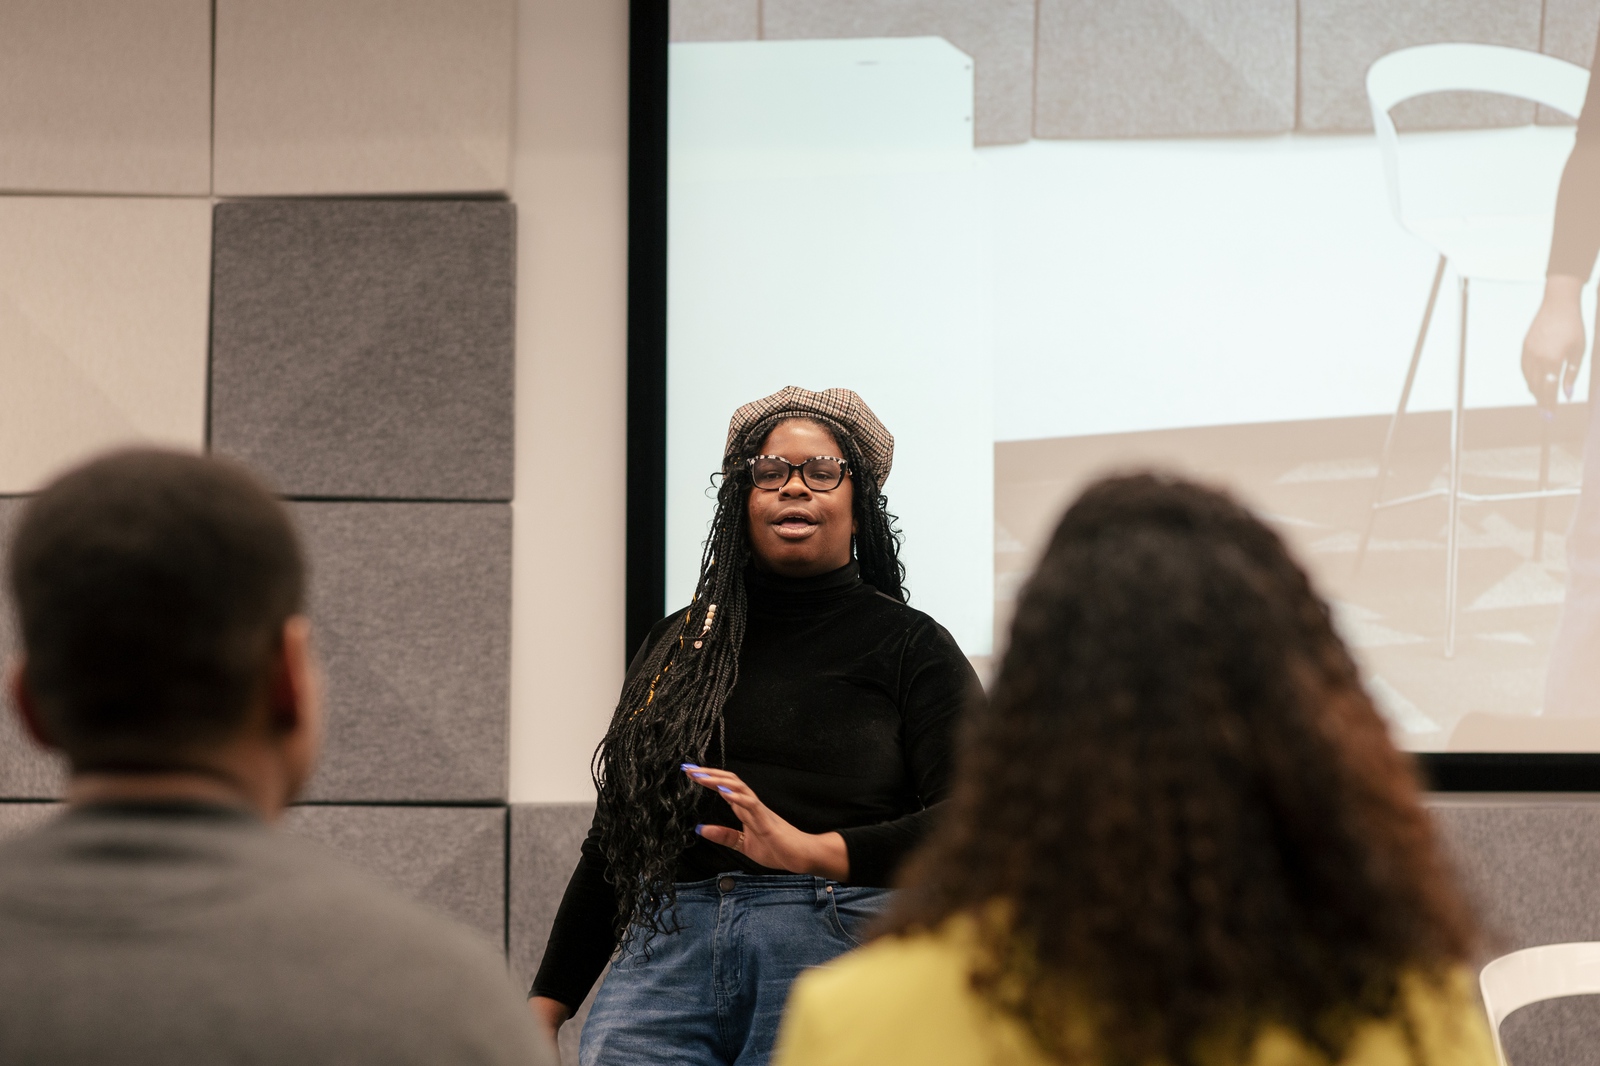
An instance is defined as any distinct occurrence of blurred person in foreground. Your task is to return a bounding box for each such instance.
[774,474,1494,1066]
[1522,27,1600,716]
[0,449,554,1066]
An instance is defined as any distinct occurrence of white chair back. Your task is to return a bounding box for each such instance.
[1479,943,1600,1066]
[1365,44,1589,224]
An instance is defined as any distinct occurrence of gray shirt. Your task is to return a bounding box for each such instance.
[0,802,557,1066]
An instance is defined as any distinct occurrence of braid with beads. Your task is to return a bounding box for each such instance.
[591,414,905,948]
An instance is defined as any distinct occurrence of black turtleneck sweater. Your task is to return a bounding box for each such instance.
[529,562,981,1011]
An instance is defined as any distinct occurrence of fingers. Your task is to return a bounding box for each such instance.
[695,823,744,850]
[681,764,757,803]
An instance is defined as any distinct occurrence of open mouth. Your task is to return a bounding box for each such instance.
[773,510,818,538]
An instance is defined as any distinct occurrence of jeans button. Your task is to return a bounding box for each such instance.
[718,876,736,893]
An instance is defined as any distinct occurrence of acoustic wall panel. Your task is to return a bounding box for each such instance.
[0,197,211,495]
[1034,0,1294,139]
[0,499,68,800]
[672,0,760,41]
[762,0,1034,144]
[1299,0,1542,132]
[294,502,511,802]
[0,803,60,843]
[284,804,506,947]
[210,200,516,501]
[1434,800,1600,1059]
[213,0,514,194]
[1433,800,1600,1066]
[509,802,592,982]
[1432,800,1600,948]
[0,1,211,194]
[510,803,599,1066]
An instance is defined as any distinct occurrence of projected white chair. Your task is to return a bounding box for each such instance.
[1358,44,1589,656]
[1480,942,1600,1066]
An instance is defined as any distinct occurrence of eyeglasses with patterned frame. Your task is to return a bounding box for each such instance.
[745,455,850,492]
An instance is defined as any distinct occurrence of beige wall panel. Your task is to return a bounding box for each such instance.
[508,0,629,804]
[0,0,211,195]
[0,198,210,494]
[214,0,514,195]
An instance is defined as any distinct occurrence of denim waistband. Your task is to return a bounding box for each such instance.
[671,870,868,903]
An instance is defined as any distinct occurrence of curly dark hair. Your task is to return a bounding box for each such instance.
[884,472,1476,1066]
[592,414,905,946]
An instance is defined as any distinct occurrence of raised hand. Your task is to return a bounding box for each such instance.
[681,764,848,881]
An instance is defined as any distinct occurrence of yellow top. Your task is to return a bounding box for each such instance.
[773,917,1497,1066]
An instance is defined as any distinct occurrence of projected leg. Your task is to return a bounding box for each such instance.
[1357,253,1447,576]
[1446,277,1469,659]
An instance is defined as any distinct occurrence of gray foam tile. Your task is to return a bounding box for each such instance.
[284,804,505,948]
[1431,800,1600,948]
[1501,996,1600,1066]
[509,803,598,1065]
[1433,801,1600,1066]
[214,0,513,195]
[295,502,511,803]
[0,498,68,800]
[508,803,594,985]
[762,0,1035,145]
[1540,0,1600,124]
[0,0,210,194]
[210,200,515,501]
[1299,0,1542,132]
[0,803,62,843]
[672,0,759,41]
[1033,0,1294,138]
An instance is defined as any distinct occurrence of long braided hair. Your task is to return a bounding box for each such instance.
[592,414,905,945]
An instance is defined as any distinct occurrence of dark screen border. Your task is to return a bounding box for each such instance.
[626,0,669,659]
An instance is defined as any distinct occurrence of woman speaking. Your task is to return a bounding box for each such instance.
[528,386,981,1065]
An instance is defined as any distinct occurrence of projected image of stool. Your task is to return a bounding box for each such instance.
[1357,44,1589,657]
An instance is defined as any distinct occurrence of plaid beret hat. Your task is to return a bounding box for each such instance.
[725,386,895,484]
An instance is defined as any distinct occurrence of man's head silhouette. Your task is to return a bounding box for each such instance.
[7,448,320,817]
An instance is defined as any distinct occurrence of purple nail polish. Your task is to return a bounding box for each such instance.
[681,763,699,770]
[694,824,704,835]
[718,786,733,794]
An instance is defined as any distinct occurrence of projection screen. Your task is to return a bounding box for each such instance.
[662,1,1600,755]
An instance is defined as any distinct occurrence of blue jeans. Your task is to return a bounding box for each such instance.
[578,872,890,1066]
[1548,393,1600,716]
